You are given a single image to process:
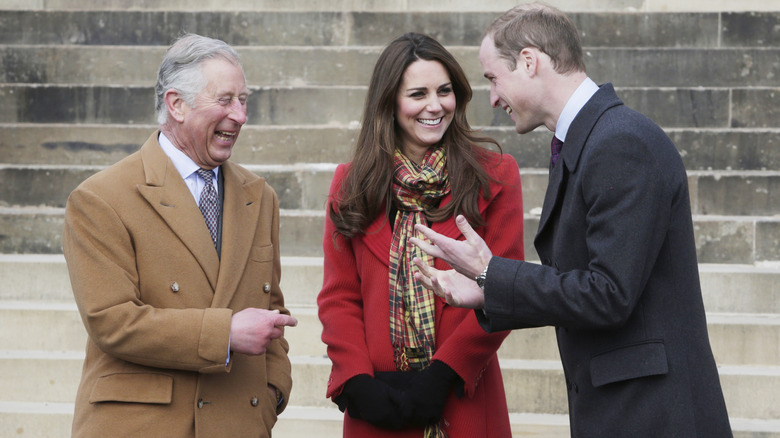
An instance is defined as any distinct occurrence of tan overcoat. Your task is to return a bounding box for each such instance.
[63,132,292,438]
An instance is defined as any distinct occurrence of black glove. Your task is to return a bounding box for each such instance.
[375,370,415,389]
[401,360,461,427]
[333,374,405,430]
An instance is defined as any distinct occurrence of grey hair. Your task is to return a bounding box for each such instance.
[155,33,243,125]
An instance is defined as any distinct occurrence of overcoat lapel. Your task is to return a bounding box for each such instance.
[212,161,264,308]
[536,83,623,243]
[361,208,393,265]
[536,159,568,242]
[136,133,220,291]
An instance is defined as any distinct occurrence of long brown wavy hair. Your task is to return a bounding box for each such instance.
[330,32,501,238]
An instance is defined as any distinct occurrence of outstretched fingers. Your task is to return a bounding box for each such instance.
[409,225,444,259]
[412,257,452,303]
[454,215,480,244]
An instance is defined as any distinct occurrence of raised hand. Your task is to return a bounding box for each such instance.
[413,257,485,309]
[410,215,493,279]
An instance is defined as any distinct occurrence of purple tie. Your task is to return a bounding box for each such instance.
[551,136,564,167]
[196,168,219,247]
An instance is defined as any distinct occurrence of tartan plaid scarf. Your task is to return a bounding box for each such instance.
[389,145,449,373]
[389,145,450,437]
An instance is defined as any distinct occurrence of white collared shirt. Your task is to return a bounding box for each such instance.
[158,132,219,205]
[554,77,599,143]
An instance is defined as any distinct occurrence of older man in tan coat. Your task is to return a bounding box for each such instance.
[62,33,297,437]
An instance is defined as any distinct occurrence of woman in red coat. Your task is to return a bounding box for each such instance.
[317,32,525,438]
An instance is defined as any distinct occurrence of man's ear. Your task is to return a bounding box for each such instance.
[518,47,539,77]
[164,89,186,123]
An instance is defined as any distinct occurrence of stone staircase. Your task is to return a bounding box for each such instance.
[1,2,779,437]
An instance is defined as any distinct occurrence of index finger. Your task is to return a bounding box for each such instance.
[413,223,448,246]
[274,314,298,327]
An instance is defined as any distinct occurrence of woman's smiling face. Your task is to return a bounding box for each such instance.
[395,59,456,164]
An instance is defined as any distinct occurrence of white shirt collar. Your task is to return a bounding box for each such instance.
[554,77,599,143]
[157,132,219,181]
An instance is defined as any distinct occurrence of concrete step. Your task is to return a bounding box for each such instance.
[2,402,778,438]
[4,45,779,89]
[0,303,331,357]
[2,125,779,172]
[2,256,779,310]
[0,402,349,438]
[498,314,780,367]
[0,206,331,257]
[0,353,777,421]
[0,401,774,438]
[699,264,780,313]
[1,0,778,13]
[5,84,769,130]
[0,11,769,48]
[0,402,578,438]
[5,164,780,217]
[0,255,329,305]
[3,207,780,262]
[3,301,777,366]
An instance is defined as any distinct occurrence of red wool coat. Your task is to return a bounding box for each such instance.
[318,151,525,437]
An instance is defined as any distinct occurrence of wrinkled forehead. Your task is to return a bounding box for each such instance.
[199,58,249,95]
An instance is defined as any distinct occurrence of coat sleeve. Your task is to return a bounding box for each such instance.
[432,154,525,395]
[317,164,376,398]
[63,184,233,373]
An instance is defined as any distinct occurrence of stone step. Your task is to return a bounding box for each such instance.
[0,303,328,359]
[3,45,779,89]
[2,301,777,366]
[1,11,772,48]
[0,255,330,305]
[2,402,779,438]
[0,402,576,438]
[2,207,780,262]
[0,352,777,421]
[3,84,775,130]
[699,264,780,313]
[4,256,780,312]
[1,0,778,13]
[498,315,780,367]
[4,164,780,217]
[2,125,779,172]
[0,403,348,438]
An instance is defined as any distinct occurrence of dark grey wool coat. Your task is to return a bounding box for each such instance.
[479,84,732,437]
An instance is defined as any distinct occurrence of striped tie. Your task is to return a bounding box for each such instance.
[196,168,218,246]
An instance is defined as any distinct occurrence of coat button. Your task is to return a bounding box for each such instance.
[262,282,271,293]
[171,282,179,293]
[197,399,204,408]
[250,396,259,407]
